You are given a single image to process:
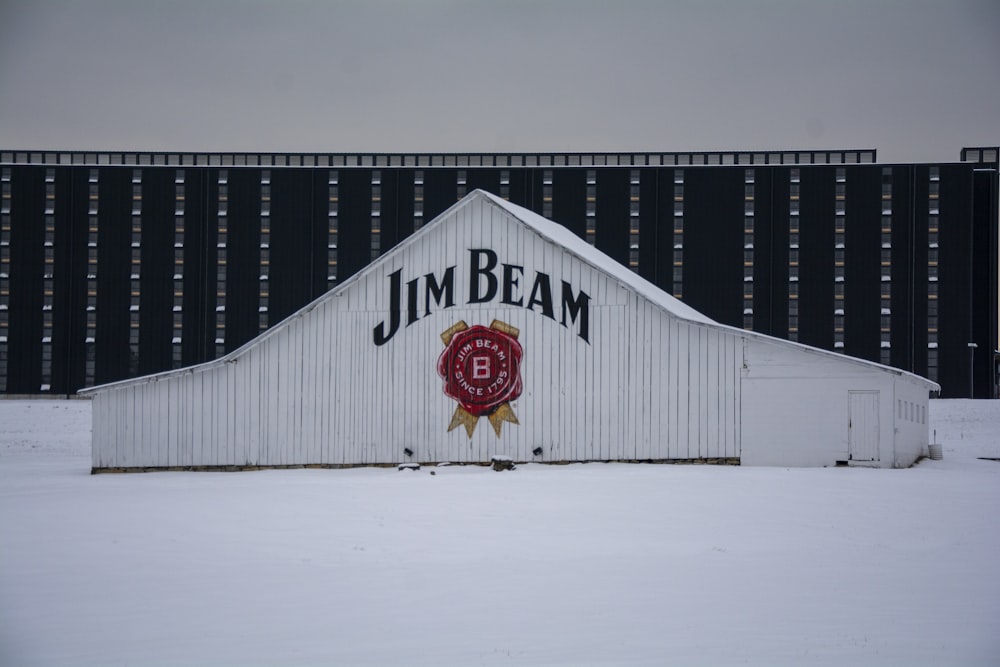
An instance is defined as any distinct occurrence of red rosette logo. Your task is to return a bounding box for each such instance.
[438,326,522,415]
[438,319,523,438]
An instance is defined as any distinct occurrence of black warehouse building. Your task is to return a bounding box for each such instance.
[1,147,997,398]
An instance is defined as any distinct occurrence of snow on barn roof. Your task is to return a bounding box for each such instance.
[475,190,717,326]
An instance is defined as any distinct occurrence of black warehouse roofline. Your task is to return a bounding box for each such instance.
[3,146,998,168]
[3,146,997,169]
[3,148,883,168]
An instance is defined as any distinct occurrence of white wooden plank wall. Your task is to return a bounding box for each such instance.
[91,196,744,469]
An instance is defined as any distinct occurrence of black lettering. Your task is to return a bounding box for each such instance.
[501,264,524,306]
[468,248,498,304]
[526,272,555,320]
[561,281,591,343]
[373,268,402,345]
[406,277,420,326]
[375,258,590,346]
[424,266,455,316]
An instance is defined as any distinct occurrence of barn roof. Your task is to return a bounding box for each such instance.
[475,190,716,326]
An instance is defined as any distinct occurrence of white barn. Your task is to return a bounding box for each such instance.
[82,190,937,471]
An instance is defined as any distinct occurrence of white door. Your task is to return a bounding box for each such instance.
[848,390,880,463]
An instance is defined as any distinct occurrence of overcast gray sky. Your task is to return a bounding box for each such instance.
[1,0,997,163]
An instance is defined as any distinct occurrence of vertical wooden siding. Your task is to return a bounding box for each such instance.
[92,195,742,469]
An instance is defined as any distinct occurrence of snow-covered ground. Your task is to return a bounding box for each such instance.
[1,399,998,667]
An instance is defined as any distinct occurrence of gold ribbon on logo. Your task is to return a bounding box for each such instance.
[441,320,520,438]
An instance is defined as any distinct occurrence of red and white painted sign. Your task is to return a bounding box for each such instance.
[438,319,523,438]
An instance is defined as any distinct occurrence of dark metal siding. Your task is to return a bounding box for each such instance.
[333,169,372,285]
[93,168,133,385]
[222,169,261,353]
[183,170,212,365]
[423,168,457,221]
[889,166,919,373]
[682,167,744,325]
[1,160,995,397]
[137,168,177,374]
[751,168,779,337]
[594,168,629,266]
[464,168,500,200]
[971,169,999,397]
[56,168,91,393]
[378,169,407,255]
[796,167,835,350]
[936,165,973,397]
[651,169,677,295]
[269,169,318,324]
[844,166,882,362]
[552,169,587,240]
[636,169,660,284]
[7,167,46,392]
[766,168,791,338]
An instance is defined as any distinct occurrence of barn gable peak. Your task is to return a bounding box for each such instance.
[412,189,717,327]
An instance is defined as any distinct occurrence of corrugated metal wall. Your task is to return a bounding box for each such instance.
[91,194,742,470]
[2,160,996,397]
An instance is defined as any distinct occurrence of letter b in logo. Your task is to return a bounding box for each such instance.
[472,356,491,380]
